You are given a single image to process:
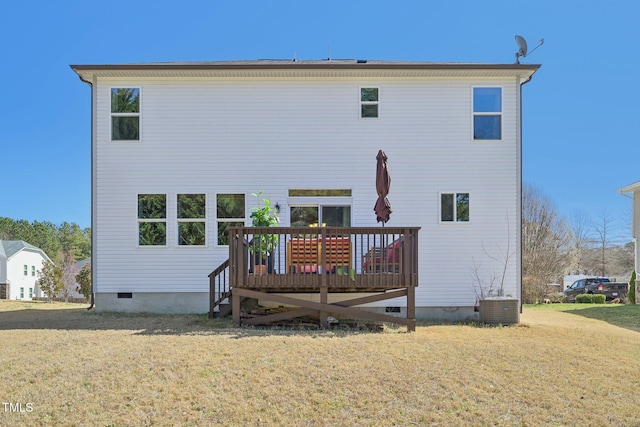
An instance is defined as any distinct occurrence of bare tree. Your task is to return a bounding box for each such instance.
[568,210,593,274]
[522,184,572,303]
[471,212,517,301]
[60,252,79,302]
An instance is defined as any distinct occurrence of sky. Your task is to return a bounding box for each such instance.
[1,0,638,242]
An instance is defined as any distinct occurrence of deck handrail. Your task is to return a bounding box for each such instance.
[208,258,230,318]
[228,226,420,291]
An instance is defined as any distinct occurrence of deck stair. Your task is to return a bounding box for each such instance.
[208,259,231,318]
[208,259,258,318]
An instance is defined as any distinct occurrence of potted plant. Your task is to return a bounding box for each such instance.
[249,192,279,274]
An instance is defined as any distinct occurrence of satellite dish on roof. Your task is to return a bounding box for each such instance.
[515,35,528,59]
[514,35,544,63]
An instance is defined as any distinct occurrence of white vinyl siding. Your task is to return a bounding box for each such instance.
[93,76,521,308]
[633,191,640,240]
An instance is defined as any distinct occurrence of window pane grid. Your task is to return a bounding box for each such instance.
[178,194,206,246]
[111,88,140,141]
[216,194,246,245]
[138,194,167,246]
[473,87,501,140]
[441,193,469,222]
[360,87,379,118]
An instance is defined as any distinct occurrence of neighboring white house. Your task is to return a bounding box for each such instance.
[0,240,50,301]
[618,181,639,285]
[71,59,539,320]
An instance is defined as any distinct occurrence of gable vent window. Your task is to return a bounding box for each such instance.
[360,87,379,118]
[111,88,140,141]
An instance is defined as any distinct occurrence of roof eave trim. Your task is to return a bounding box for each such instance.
[70,62,541,72]
[618,181,640,194]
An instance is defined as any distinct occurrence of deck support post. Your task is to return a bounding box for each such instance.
[320,286,328,328]
[407,286,416,332]
[232,291,241,326]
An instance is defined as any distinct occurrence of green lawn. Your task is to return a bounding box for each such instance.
[527,302,640,332]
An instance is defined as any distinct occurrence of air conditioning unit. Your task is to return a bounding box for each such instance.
[479,297,519,325]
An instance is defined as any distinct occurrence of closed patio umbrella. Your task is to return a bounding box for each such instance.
[374,150,392,224]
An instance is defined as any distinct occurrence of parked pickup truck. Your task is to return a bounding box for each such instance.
[563,277,629,302]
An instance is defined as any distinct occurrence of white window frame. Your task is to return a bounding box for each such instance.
[439,192,470,223]
[32,266,35,276]
[360,87,380,119]
[137,193,168,247]
[215,193,246,247]
[24,265,28,276]
[177,193,207,247]
[110,87,141,142]
[472,86,502,141]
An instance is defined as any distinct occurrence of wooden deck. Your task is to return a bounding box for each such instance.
[210,226,420,331]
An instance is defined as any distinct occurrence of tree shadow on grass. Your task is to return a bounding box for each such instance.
[0,306,388,338]
[560,305,640,334]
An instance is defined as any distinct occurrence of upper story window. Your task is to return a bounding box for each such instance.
[441,193,470,222]
[473,87,501,140]
[111,88,140,141]
[360,87,379,118]
[138,194,166,246]
[32,266,35,276]
[216,194,246,246]
[24,265,28,276]
[177,194,206,246]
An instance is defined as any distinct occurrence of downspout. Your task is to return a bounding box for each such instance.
[74,70,95,310]
[519,72,534,313]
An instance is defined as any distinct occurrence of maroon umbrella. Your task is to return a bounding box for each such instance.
[374,150,392,224]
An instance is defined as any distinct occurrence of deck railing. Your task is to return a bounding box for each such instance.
[208,258,230,318]
[228,226,420,291]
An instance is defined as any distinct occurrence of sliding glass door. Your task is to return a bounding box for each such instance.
[290,205,351,227]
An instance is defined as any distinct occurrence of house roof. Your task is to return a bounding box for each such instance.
[618,181,640,194]
[0,240,48,261]
[71,59,540,84]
